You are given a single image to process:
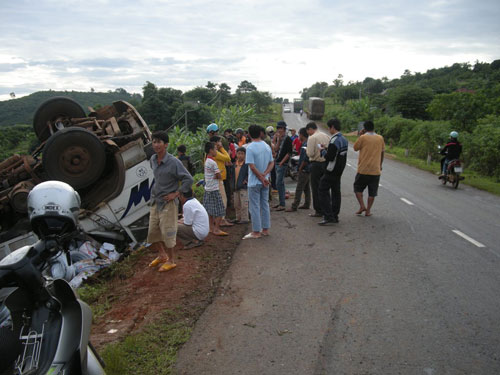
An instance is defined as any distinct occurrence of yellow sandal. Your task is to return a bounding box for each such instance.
[158,263,177,272]
[149,257,168,268]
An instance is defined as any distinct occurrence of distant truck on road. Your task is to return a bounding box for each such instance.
[307,97,325,120]
[293,98,303,113]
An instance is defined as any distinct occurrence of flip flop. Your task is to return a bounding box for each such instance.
[158,263,177,272]
[261,231,269,236]
[275,206,286,211]
[213,231,229,236]
[149,257,168,268]
[243,233,261,240]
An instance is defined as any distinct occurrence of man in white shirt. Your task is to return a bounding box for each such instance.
[178,189,210,249]
[305,122,331,217]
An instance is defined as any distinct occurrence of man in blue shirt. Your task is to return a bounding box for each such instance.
[244,125,274,239]
[286,127,311,212]
[318,119,348,225]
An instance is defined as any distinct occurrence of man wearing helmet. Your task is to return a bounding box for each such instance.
[148,131,193,272]
[440,131,462,177]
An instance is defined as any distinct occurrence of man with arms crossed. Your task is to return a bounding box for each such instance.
[148,131,193,272]
[353,120,385,217]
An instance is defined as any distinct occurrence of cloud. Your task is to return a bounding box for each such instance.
[0,0,499,101]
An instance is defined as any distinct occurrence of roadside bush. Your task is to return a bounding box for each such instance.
[375,116,418,145]
[462,117,500,180]
[399,121,452,159]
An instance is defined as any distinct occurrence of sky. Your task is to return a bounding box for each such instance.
[0,0,499,101]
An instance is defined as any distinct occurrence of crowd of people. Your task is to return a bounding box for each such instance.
[145,119,385,272]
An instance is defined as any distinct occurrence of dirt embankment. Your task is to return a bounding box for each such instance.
[88,223,249,350]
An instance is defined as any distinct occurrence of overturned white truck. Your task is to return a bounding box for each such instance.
[0,97,156,259]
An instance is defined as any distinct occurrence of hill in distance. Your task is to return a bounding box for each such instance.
[0,89,142,127]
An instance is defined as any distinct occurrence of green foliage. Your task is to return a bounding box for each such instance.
[427,91,487,131]
[172,104,214,132]
[191,173,205,201]
[137,82,183,131]
[101,309,191,375]
[388,85,434,119]
[236,80,257,94]
[399,121,452,159]
[461,116,500,179]
[0,124,38,161]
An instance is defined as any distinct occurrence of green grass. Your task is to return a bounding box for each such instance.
[346,135,500,195]
[100,309,192,375]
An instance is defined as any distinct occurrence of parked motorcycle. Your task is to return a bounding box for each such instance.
[0,180,105,374]
[0,239,106,374]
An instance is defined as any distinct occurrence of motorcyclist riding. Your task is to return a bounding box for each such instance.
[440,131,462,178]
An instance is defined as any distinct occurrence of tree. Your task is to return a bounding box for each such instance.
[138,83,183,130]
[183,87,215,104]
[206,81,217,92]
[427,91,486,131]
[236,80,257,94]
[249,91,273,113]
[217,83,232,106]
[388,85,434,120]
[173,103,213,132]
[9,92,15,98]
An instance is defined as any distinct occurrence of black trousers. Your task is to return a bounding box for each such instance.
[271,166,277,190]
[319,173,341,221]
[310,161,326,214]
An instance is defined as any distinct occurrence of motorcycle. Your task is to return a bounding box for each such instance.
[440,159,464,189]
[438,145,465,189]
[0,237,106,374]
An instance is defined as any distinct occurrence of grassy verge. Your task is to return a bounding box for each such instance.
[100,309,192,375]
[78,246,147,321]
[346,135,500,196]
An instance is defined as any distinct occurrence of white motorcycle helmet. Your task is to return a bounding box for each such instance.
[450,131,459,139]
[27,181,81,238]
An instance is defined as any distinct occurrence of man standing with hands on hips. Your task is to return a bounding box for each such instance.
[147,131,193,272]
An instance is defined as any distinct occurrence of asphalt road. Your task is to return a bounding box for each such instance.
[176,108,500,374]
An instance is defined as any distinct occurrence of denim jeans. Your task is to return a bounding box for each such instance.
[248,185,271,232]
[275,164,287,207]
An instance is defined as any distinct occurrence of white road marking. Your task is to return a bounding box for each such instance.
[400,198,414,206]
[347,163,352,167]
[452,230,486,248]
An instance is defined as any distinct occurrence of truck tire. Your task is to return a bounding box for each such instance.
[42,127,106,189]
[33,97,86,142]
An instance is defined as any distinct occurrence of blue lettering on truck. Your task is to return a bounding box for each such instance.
[120,179,155,219]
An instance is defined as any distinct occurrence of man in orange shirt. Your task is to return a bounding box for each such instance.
[353,121,385,217]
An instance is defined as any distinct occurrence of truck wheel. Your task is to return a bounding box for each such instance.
[33,97,86,142]
[42,127,105,189]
